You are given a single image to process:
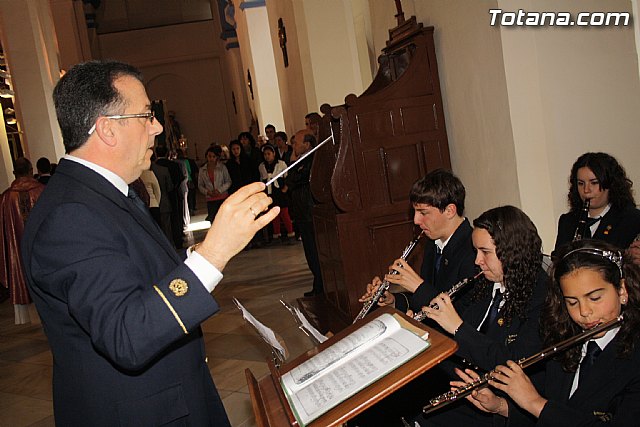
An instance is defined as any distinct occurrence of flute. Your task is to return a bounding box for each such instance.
[353,231,424,323]
[413,271,484,321]
[422,315,623,415]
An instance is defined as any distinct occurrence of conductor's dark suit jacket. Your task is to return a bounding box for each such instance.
[507,335,640,426]
[21,159,230,427]
[395,218,477,314]
[554,206,640,253]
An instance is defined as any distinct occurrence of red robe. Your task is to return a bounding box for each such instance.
[0,177,45,305]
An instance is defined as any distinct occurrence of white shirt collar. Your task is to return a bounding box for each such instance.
[64,154,129,196]
[435,217,466,251]
[590,203,611,219]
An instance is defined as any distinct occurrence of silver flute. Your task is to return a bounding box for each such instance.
[413,271,484,322]
[422,315,623,415]
[353,231,424,323]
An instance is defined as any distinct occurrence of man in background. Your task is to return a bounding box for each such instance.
[1,157,45,323]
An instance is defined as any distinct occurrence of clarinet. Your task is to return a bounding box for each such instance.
[413,271,484,321]
[353,231,424,323]
[573,198,591,241]
[422,315,623,415]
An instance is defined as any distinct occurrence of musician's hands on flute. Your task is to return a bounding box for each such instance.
[451,368,508,417]
[420,293,463,335]
[358,277,395,306]
[383,259,423,293]
[487,361,547,418]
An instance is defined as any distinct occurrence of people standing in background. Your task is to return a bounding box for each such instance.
[286,130,323,296]
[226,140,254,195]
[156,145,186,248]
[265,124,276,143]
[36,157,52,185]
[150,154,174,242]
[198,145,231,223]
[140,166,162,224]
[238,131,262,183]
[274,131,291,164]
[0,157,45,324]
[304,112,321,142]
[259,144,294,244]
[554,152,640,256]
[178,148,198,215]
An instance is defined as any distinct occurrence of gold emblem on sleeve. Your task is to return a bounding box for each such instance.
[169,279,189,297]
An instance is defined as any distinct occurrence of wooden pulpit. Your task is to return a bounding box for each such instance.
[309,16,452,324]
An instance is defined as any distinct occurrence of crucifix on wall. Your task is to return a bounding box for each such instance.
[278,18,289,68]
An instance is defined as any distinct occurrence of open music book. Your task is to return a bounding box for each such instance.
[280,312,430,426]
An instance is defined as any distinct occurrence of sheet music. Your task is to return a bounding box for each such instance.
[233,298,287,358]
[281,313,430,426]
[294,306,328,344]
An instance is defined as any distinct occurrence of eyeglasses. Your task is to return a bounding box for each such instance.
[87,111,155,135]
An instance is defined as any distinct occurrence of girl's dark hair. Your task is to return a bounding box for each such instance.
[472,206,542,325]
[544,239,640,371]
[567,152,635,211]
[238,132,256,147]
[206,145,222,158]
[228,140,248,159]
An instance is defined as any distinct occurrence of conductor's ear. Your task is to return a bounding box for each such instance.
[94,117,117,147]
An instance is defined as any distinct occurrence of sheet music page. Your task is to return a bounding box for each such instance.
[280,313,430,426]
[233,298,286,357]
[294,307,328,344]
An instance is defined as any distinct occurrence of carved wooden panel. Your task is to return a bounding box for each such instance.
[310,18,451,321]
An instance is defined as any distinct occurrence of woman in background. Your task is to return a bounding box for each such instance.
[198,145,231,222]
[554,152,640,254]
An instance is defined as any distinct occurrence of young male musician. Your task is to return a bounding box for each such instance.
[360,169,477,315]
[355,169,477,425]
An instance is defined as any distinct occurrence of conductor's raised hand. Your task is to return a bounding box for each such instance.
[384,259,423,293]
[196,182,279,271]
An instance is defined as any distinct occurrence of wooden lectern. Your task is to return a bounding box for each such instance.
[245,307,457,427]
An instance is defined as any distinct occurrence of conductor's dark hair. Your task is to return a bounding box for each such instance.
[53,60,143,153]
[410,169,465,216]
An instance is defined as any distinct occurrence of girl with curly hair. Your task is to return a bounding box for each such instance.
[415,206,548,426]
[554,152,640,254]
[454,239,640,426]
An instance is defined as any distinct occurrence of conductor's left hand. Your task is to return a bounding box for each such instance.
[196,182,279,271]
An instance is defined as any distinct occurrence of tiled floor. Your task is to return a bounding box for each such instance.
[0,216,316,427]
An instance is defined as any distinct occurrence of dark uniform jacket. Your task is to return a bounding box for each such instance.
[554,206,640,253]
[507,335,640,427]
[394,218,477,314]
[21,159,229,427]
